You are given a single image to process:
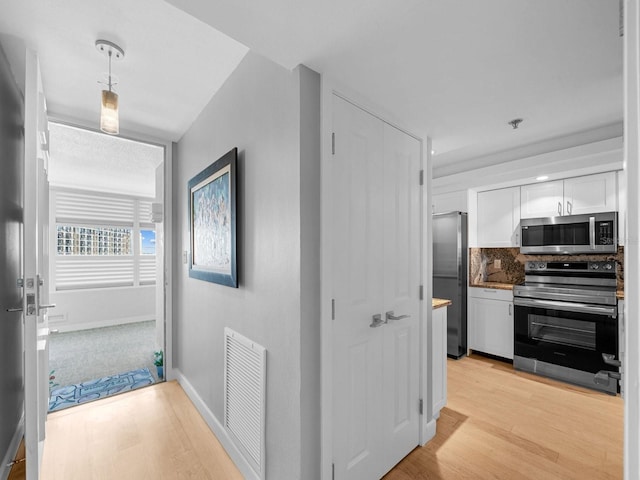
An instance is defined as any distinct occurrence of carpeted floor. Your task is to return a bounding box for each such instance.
[48,320,161,390]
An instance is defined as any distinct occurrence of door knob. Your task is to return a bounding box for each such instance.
[39,304,56,310]
[370,313,386,328]
[386,311,410,321]
[6,306,23,313]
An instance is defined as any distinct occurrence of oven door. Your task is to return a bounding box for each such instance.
[514,298,618,374]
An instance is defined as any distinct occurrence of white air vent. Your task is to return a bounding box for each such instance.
[224,328,266,479]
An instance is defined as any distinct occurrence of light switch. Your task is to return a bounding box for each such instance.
[183,251,188,264]
[494,259,501,269]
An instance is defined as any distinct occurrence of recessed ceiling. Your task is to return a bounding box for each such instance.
[48,123,164,198]
[0,0,248,141]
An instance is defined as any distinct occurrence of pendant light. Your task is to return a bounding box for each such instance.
[95,40,124,135]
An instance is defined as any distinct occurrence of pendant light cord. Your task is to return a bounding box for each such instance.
[107,50,113,92]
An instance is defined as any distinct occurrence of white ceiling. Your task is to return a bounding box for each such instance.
[167,0,623,172]
[1,0,624,174]
[0,0,248,142]
[48,123,164,198]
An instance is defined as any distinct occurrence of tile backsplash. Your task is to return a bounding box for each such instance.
[469,246,624,289]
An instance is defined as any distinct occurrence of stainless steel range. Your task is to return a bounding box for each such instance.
[513,260,620,394]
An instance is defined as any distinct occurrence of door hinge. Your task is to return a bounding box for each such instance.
[419,285,424,301]
[332,132,336,155]
[419,169,424,185]
[419,398,423,415]
[331,299,335,320]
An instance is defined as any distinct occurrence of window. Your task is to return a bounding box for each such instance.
[52,189,157,290]
[140,229,156,255]
[56,226,132,256]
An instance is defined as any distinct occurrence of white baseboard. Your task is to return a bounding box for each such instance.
[50,315,155,333]
[0,412,24,480]
[421,417,437,447]
[174,369,260,480]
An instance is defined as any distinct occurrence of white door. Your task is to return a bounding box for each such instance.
[332,95,421,480]
[23,49,51,480]
[381,123,420,473]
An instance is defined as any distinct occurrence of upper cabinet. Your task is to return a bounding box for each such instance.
[477,186,520,247]
[564,172,617,215]
[520,180,564,218]
[521,172,617,219]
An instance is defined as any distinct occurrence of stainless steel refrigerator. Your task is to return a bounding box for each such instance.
[433,211,467,358]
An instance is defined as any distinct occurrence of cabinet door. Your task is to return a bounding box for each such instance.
[564,172,617,215]
[477,187,521,247]
[468,297,514,359]
[431,307,447,416]
[520,180,564,219]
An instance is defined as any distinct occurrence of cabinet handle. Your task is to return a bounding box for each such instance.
[515,233,519,246]
[558,202,562,216]
[509,304,513,316]
[567,201,572,215]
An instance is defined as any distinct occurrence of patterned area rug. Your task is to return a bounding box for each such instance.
[49,367,154,412]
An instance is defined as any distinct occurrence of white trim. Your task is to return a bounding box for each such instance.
[48,314,155,333]
[319,74,334,480]
[174,369,259,480]
[320,75,430,479]
[163,142,174,382]
[421,418,437,447]
[624,1,640,478]
[0,412,24,480]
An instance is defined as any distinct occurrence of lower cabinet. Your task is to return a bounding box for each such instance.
[468,287,514,360]
[432,305,447,418]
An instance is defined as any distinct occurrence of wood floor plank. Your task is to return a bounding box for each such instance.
[385,354,623,480]
[41,381,243,480]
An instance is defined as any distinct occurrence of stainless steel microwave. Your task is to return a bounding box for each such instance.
[520,212,617,255]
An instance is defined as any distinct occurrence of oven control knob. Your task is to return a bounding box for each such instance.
[604,263,613,270]
[537,263,545,270]
[592,264,599,269]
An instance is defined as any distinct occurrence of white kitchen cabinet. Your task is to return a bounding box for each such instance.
[520,172,617,219]
[477,187,520,247]
[564,172,617,215]
[468,287,514,360]
[520,180,564,218]
[432,305,447,418]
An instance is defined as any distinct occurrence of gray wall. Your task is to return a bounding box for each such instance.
[0,41,24,467]
[174,52,321,479]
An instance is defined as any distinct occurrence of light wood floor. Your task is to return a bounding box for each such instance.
[39,355,623,479]
[385,354,623,480]
[41,381,243,480]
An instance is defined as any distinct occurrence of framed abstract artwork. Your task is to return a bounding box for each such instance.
[188,147,238,287]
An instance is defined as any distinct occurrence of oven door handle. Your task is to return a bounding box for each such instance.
[513,297,617,317]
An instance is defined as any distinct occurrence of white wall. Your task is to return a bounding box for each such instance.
[173,52,320,480]
[49,286,155,331]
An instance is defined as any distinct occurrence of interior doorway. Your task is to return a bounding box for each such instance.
[45,122,166,412]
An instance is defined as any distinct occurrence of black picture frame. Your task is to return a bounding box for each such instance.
[188,147,238,287]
